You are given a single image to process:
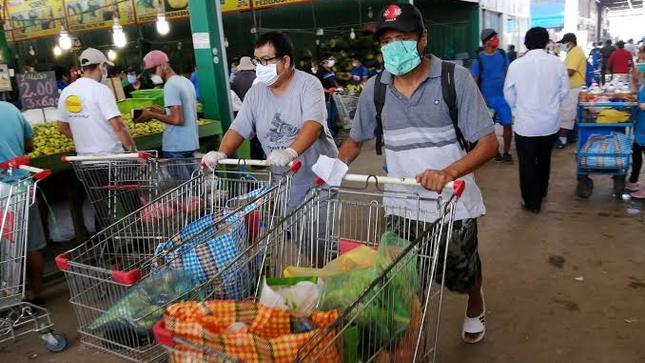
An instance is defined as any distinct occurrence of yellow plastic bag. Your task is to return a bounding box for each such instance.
[283,245,377,278]
[596,109,630,123]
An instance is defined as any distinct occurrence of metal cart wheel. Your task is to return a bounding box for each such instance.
[41,331,69,352]
[576,176,594,198]
[612,175,626,199]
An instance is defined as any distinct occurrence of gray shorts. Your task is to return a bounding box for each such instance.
[27,204,47,252]
[386,216,481,294]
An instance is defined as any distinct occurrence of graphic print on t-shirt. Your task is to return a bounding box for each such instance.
[65,95,82,113]
[267,113,298,146]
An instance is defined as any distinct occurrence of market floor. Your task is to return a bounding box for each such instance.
[2,134,644,363]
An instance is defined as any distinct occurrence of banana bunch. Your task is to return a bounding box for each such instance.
[345,84,364,95]
[28,122,76,159]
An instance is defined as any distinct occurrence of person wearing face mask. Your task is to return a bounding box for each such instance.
[316,55,341,137]
[338,3,498,344]
[202,31,338,212]
[472,28,514,163]
[135,50,200,180]
[57,48,136,155]
[350,56,369,85]
[627,53,645,198]
[556,33,586,149]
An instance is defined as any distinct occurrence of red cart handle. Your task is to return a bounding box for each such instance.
[315,175,465,197]
[153,320,175,347]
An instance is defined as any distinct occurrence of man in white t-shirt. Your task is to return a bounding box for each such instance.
[57,48,135,155]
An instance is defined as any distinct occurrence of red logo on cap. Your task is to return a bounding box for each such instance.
[383,4,402,22]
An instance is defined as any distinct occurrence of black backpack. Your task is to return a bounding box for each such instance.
[373,61,471,155]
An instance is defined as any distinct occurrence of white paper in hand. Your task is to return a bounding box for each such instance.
[312,155,349,187]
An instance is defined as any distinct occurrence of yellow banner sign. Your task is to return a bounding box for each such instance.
[221,0,251,13]
[6,0,64,41]
[64,0,135,32]
[135,0,189,23]
[252,0,309,9]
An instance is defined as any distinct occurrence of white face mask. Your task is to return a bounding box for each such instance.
[151,74,164,85]
[255,63,280,86]
[326,60,336,67]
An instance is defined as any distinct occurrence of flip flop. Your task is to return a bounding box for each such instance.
[462,289,486,344]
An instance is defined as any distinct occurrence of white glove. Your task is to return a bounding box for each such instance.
[266,148,298,167]
[202,151,227,169]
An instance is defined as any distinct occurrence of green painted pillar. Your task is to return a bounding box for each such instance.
[188,0,233,131]
[0,30,12,67]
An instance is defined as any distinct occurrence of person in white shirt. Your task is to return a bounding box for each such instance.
[504,27,569,213]
[57,48,135,155]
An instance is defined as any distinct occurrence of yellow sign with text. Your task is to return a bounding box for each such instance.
[135,0,189,23]
[64,0,135,32]
[6,0,64,41]
[252,0,309,9]
[221,0,251,13]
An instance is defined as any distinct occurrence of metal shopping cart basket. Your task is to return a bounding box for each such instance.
[153,173,466,363]
[54,159,300,362]
[333,93,359,130]
[62,152,164,229]
[0,156,68,352]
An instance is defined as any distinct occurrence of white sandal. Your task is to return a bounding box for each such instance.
[462,290,486,344]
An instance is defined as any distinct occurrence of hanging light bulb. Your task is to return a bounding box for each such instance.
[350,28,356,40]
[156,13,170,35]
[28,45,35,56]
[224,38,229,48]
[367,7,373,19]
[53,45,62,57]
[59,28,72,50]
[316,28,324,36]
[107,49,117,61]
[112,18,127,48]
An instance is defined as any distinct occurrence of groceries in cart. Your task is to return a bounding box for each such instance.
[155,300,341,363]
[88,269,196,348]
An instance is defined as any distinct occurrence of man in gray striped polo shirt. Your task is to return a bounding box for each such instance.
[339,3,498,344]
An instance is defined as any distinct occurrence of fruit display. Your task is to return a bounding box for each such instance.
[344,83,364,95]
[28,115,212,159]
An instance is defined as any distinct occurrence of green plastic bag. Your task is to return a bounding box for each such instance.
[320,231,419,354]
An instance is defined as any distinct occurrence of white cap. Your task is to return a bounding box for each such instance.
[79,48,114,67]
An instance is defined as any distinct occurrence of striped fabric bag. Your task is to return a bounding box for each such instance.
[164,300,340,363]
[579,132,632,170]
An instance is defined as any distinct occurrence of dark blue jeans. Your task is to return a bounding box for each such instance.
[162,150,197,183]
[326,99,338,136]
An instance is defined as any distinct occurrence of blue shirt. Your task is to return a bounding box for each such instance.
[189,71,201,101]
[590,48,601,69]
[0,101,33,163]
[351,65,369,83]
[471,50,508,99]
[163,75,200,152]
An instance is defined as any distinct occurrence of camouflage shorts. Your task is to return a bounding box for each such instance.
[385,216,481,294]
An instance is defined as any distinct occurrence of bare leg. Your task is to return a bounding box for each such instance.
[464,274,484,342]
[503,125,513,155]
[27,250,44,300]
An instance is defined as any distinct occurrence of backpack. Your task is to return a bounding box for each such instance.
[373,61,470,155]
[476,48,507,89]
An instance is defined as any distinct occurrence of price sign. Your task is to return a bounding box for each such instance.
[17,72,59,110]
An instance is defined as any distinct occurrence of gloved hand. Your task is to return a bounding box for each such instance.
[266,148,298,167]
[202,151,227,169]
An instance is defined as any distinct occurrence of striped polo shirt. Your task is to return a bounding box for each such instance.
[350,55,495,222]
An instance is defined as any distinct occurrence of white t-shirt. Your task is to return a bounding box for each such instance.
[57,77,123,155]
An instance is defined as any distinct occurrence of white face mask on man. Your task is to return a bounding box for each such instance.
[100,64,108,83]
[150,75,164,84]
[255,63,280,86]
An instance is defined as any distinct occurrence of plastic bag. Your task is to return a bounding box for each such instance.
[283,245,378,278]
[89,269,196,336]
[259,276,324,315]
[319,231,419,353]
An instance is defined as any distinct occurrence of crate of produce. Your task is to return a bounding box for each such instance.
[131,89,164,107]
[118,98,156,114]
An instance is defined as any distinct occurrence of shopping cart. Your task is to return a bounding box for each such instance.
[333,93,359,130]
[153,174,466,363]
[55,159,300,362]
[0,156,68,352]
[62,152,163,229]
[575,101,638,198]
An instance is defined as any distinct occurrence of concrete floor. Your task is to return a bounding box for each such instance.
[1,133,644,363]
